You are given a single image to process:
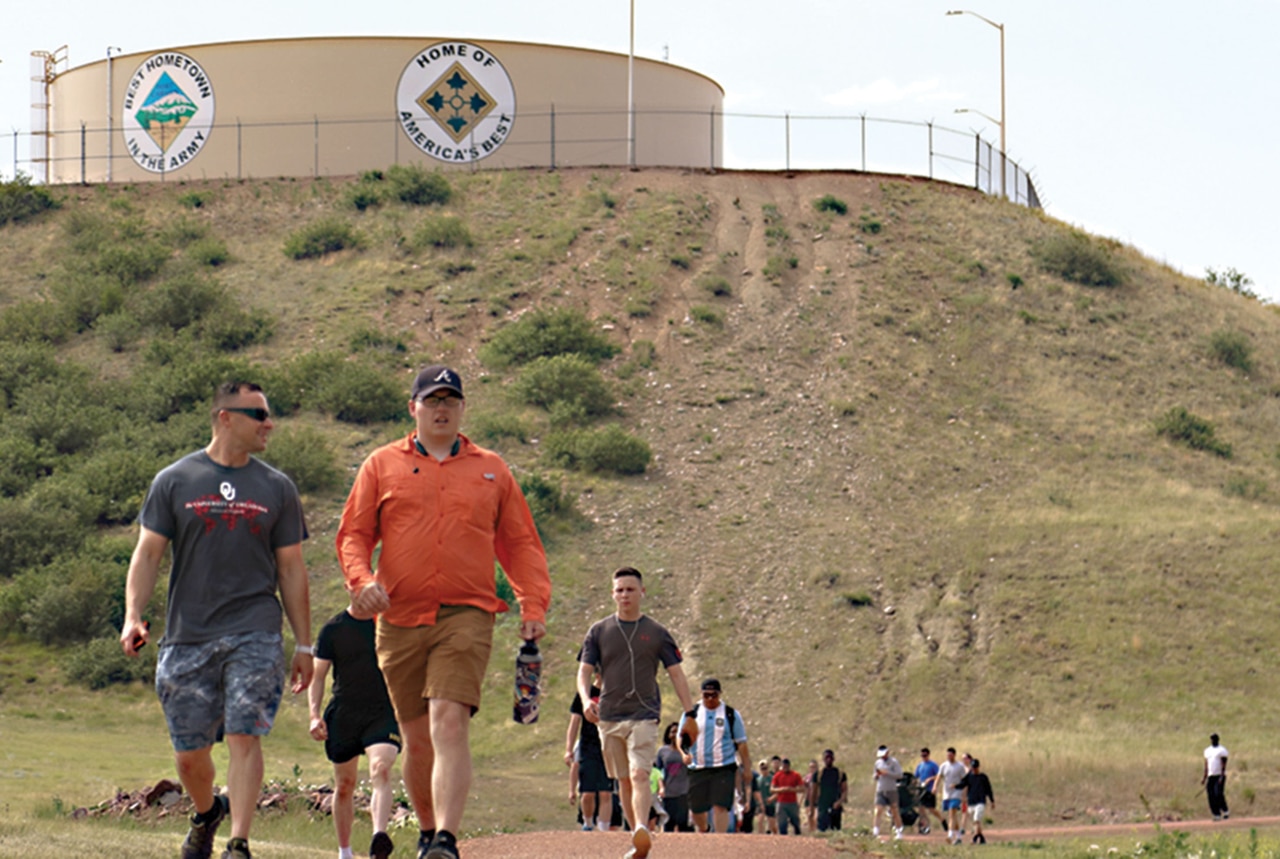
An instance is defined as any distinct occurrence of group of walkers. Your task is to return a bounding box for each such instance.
[113,365,1227,859]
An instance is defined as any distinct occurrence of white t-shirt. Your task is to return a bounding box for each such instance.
[938,760,968,800]
[1205,744,1229,776]
[874,755,903,792]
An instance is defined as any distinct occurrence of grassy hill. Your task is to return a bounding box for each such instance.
[2,165,1279,848]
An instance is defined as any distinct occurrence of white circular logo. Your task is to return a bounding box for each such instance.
[220,481,236,501]
[396,42,516,164]
[122,51,215,174]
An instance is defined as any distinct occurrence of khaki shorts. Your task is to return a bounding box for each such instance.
[598,718,660,781]
[376,606,494,722]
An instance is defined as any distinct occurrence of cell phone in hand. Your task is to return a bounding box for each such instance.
[132,620,151,651]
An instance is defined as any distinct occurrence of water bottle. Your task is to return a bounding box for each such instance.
[513,639,542,724]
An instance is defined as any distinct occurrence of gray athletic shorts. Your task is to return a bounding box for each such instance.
[156,631,285,752]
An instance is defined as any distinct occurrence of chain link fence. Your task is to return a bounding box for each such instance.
[1,108,1040,208]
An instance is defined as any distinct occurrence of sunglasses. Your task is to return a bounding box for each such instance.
[223,407,271,422]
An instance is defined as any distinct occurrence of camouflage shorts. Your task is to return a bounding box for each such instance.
[155,631,285,752]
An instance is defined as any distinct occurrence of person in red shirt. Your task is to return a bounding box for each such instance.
[771,758,806,836]
[337,365,551,859]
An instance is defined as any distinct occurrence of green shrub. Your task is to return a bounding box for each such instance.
[284,218,363,259]
[480,307,618,369]
[858,215,882,234]
[689,305,722,326]
[90,240,170,285]
[0,433,51,496]
[467,411,529,445]
[763,255,798,281]
[142,274,228,332]
[0,174,59,226]
[0,299,74,344]
[545,424,651,475]
[63,447,158,524]
[1155,407,1232,458]
[64,635,157,689]
[412,215,474,250]
[202,306,275,351]
[1205,267,1257,300]
[344,184,384,211]
[510,355,614,420]
[259,426,341,493]
[48,273,125,332]
[0,342,65,407]
[177,190,215,209]
[814,194,849,215]
[1033,230,1124,287]
[696,275,732,297]
[188,237,230,267]
[285,353,405,423]
[386,164,452,206]
[19,560,121,645]
[518,472,577,540]
[0,498,86,577]
[160,216,209,247]
[1208,330,1254,373]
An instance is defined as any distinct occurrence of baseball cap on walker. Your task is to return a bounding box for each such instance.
[412,365,463,399]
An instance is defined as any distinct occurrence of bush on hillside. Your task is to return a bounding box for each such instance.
[480,307,618,369]
[0,298,75,344]
[1208,330,1254,373]
[187,236,231,267]
[696,275,733,298]
[0,498,87,577]
[467,410,529,445]
[65,635,157,689]
[0,174,59,227]
[1032,230,1124,287]
[510,355,614,421]
[1155,407,1232,458]
[284,218,363,259]
[412,215,474,250]
[141,273,228,332]
[814,194,848,215]
[518,472,578,540]
[259,426,342,493]
[544,424,651,475]
[386,164,453,206]
[283,352,405,424]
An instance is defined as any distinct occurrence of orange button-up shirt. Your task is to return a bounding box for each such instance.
[336,433,551,627]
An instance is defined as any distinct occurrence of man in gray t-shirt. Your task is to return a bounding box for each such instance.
[871,745,905,838]
[578,567,693,859]
[121,381,313,859]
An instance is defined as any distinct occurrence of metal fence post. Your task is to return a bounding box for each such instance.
[550,103,556,170]
[860,114,867,172]
[314,116,319,177]
[80,122,86,184]
[237,119,242,180]
[974,133,980,190]
[927,121,933,180]
[785,112,790,171]
[709,105,715,171]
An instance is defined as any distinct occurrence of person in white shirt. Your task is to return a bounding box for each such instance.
[871,745,904,839]
[1202,733,1229,820]
[936,747,969,844]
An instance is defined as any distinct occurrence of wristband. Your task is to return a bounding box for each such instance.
[295,645,313,655]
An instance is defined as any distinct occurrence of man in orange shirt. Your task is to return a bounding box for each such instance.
[336,365,551,859]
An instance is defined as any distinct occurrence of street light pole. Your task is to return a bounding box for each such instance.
[106,46,121,183]
[947,9,1005,197]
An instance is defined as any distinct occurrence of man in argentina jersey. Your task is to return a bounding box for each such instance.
[679,678,751,832]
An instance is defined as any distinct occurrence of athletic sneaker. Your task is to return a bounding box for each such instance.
[894,827,904,840]
[181,794,229,859]
[416,830,435,859]
[369,831,394,859]
[221,838,252,859]
[872,826,881,837]
[921,824,931,835]
[424,830,460,859]
[631,825,652,858]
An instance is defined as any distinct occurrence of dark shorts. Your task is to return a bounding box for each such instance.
[578,749,613,793]
[323,701,401,764]
[156,631,285,753]
[920,790,937,808]
[687,764,736,814]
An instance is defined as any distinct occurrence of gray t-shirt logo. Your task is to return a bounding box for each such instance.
[220,481,236,501]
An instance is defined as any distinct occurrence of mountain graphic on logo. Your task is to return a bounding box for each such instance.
[134,72,199,152]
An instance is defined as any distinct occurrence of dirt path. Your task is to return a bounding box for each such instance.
[457,830,842,858]
[456,817,1280,857]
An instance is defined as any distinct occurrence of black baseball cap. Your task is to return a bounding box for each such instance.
[701,678,722,693]
[412,365,463,399]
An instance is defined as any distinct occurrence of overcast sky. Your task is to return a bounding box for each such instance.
[3,1,1276,301]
